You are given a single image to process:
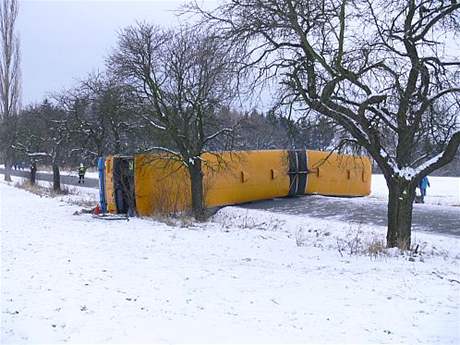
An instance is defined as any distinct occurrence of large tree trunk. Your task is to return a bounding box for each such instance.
[52,163,61,192]
[4,150,12,181]
[386,178,416,249]
[113,129,121,154]
[189,160,205,221]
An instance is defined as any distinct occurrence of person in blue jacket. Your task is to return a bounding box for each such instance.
[418,176,430,203]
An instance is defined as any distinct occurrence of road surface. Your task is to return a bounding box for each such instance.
[242,194,460,237]
[2,168,458,237]
[0,168,99,188]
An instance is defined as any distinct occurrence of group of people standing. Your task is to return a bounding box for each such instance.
[12,162,26,170]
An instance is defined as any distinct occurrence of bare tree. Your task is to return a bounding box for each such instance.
[55,89,106,162]
[0,0,20,182]
[109,23,239,220]
[14,100,69,191]
[191,0,460,247]
[78,73,137,155]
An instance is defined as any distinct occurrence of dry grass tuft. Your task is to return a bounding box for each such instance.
[14,180,70,197]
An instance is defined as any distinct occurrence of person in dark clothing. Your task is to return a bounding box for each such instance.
[30,161,37,185]
[78,163,86,184]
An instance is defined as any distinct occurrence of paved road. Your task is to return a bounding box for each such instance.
[242,195,460,237]
[2,168,458,236]
[0,168,99,188]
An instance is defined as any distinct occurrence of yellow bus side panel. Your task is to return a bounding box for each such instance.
[134,154,191,217]
[203,150,291,207]
[131,150,371,216]
[305,150,372,196]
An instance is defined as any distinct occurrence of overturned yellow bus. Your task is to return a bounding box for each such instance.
[97,149,372,216]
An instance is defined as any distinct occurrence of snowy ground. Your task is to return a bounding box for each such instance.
[1,174,99,207]
[1,180,459,344]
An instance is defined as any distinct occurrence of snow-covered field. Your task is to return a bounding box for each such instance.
[1,179,459,344]
[371,174,460,207]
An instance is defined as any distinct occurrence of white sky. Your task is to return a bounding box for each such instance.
[18,0,211,106]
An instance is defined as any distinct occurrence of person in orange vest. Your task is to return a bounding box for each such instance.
[78,163,87,184]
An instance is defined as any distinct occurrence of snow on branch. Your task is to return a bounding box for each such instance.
[392,154,443,182]
[392,131,459,181]
[203,127,233,144]
[393,167,417,181]
[140,114,166,131]
[28,152,52,158]
[415,153,443,174]
[142,146,180,157]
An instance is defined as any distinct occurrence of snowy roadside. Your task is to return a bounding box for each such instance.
[0,174,99,208]
[214,207,460,258]
[1,181,459,344]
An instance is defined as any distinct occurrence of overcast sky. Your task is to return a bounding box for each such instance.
[18,0,210,106]
[19,1,458,112]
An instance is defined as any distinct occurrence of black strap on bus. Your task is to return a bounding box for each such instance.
[288,150,308,196]
[296,150,307,195]
[288,150,297,196]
